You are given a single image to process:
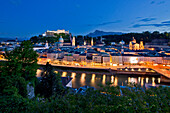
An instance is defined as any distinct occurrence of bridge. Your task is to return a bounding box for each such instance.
[1,59,170,80]
[149,66,170,79]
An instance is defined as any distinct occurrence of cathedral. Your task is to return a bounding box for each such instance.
[129,37,144,50]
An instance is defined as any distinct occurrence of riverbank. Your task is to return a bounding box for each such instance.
[38,62,160,76]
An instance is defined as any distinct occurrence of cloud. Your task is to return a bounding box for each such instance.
[150,1,155,4]
[136,17,142,19]
[150,0,165,5]
[87,20,121,27]
[161,20,170,24]
[132,23,170,28]
[157,1,165,5]
[0,32,9,35]
[139,18,156,22]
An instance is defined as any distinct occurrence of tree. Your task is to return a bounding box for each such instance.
[35,62,65,98]
[0,40,39,97]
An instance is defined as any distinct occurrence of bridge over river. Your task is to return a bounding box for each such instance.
[38,62,169,78]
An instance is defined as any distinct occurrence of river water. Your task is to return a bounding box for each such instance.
[37,68,161,89]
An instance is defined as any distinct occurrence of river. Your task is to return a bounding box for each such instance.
[36,68,161,89]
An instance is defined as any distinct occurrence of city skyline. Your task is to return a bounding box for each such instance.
[0,0,170,39]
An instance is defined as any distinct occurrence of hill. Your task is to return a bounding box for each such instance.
[87,30,123,37]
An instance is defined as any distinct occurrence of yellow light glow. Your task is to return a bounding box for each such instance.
[54,71,58,74]
[71,72,76,79]
[102,75,106,84]
[36,69,42,77]
[81,73,86,79]
[146,77,149,83]
[81,73,86,86]
[113,64,117,66]
[152,77,156,86]
[114,76,118,86]
[92,74,95,81]
[141,77,144,86]
[130,57,138,63]
[153,64,158,66]
[91,74,95,84]
[138,77,141,83]
[128,77,131,83]
[62,72,67,77]
[158,78,161,83]
[111,76,114,83]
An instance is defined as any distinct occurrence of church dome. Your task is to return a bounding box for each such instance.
[59,36,64,43]
[120,40,125,45]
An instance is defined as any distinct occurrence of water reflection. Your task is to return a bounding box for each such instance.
[128,77,137,84]
[111,76,114,83]
[114,76,118,86]
[36,69,161,89]
[122,82,123,86]
[36,69,42,77]
[102,75,106,85]
[71,72,76,79]
[62,72,67,77]
[71,72,76,83]
[146,77,149,83]
[158,78,161,83]
[54,71,58,74]
[141,77,144,86]
[91,74,95,84]
[138,77,141,83]
[81,73,86,86]
[152,77,156,86]
[128,77,130,83]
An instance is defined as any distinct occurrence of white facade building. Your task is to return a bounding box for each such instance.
[42,29,69,37]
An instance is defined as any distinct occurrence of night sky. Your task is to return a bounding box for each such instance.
[0,0,170,39]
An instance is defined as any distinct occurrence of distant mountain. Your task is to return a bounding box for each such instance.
[0,37,26,41]
[87,30,123,37]
[0,38,14,41]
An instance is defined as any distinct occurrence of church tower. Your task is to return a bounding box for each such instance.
[139,41,144,50]
[129,42,133,50]
[132,37,136,43]
[91,38,93,46]
[84,40,86,45]
[45,40,49,49]
[72,36,75,46]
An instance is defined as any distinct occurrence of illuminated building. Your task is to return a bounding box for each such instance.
[72,36,75,46]
[91,38,93,46]
[42,29,69,37]
[129,37,144,50]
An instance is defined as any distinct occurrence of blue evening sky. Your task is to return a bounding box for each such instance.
[0,0,170,39]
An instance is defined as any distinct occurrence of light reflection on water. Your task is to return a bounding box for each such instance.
[146,77,149,83]
[36,69,161,89]
[36,69,42,77]
[152,77,156,86]
[102,75,106,85]
[141,77,144,86]
[81,73,86,86]
[71,72,76,83]
[62,72,67,77]
[111,76,114,83]
[91,74,95,85]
